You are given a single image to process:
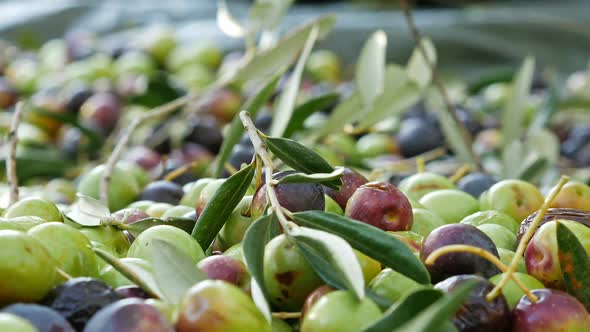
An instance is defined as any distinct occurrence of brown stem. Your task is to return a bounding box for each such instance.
[486,175,570,301]
[239,111,292,232]
[399,0,480,169]
[272,312,302,319]
[6,101,24,206]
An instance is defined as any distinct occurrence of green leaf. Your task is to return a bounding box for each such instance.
[214,74,281,177]
[518,157,548,182]
[502,56,535,146]
[530,79,561,131]
[392,280,476,332]
[270,25,318,138]
[123,217,196,239]
[66,194,110,227]
[502,140,524,179]
[313,92,363,139]
[406,38,437,90]
[264,136,334,174]
[557,221,590,311]
[151,239,207,304]
[217,0,247,38]
[242,214,281,321]
[292,226,365,299]
[92,246,162,299]
[292,211,430,284]
[356,30,387,107]
[283,93,339,138]
[364,289,443,332]
[436,102,478,166]
[224,15,335,83]
[356,65,421,130]
[0,146,71,182]
[248,0,295,32]
[192,162,256,249]
[274,167,343,190]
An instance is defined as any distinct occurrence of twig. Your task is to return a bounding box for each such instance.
[240,111,291,232]
[399,0,480,169]
[272,312,302,319]
[449,164,471,183]
[6,101,24,206]
[425,244,538,303]
[100,95,192,205]
[486,175,569,301]
[163,159,202,182]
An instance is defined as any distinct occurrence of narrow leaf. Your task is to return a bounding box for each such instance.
[364,289,443,332]
[270,25,319,137]
[406,38,437,90]
[274,168,343,190]
[530,79,561,131]
[124,217,196,238]
[557,221,590,310]
[437,102,478,166]
[242,214,281,319]
[356,30,387,107]
[192,162,256,249]
[151,239,207,305]
[214,74,281,177]
[248,0,294,32]
[292,226,365,299]
[224,15,335,84]
[314,92,363,139]
[265,136,334,174]
[217,0,247,38]
[502,140,524,179]
[502,56,535,146]
[292,211,430,284]
[392,281,476,332]
[518,156,548,182]
[251,279,272,323]
[283,93,339,138]
[93,247,162,299]
[77,193,110,218]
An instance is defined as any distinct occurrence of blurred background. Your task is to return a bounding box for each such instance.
[1,0,590,80]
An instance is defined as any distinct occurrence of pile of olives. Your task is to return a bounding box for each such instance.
[0,7,590,332]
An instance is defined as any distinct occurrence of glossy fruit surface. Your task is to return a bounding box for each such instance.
[77,164,140,212]
[41,278,122,331]
[28,222,98,278]
[460,210,520,234]
[421,224,501,283]
[480,180,544,223]
[398,172,455,200]
[216,196,253,251]
[0,216,46,232]
[301,290,381,332]
[489,272,544,308]
[80,226,130,258]
[197,255,248,288]
[513,289,590,332]
[99,258,152,288]
[84,298,174,332]
[323,168,368,210]
[477,224,516,250]
[176,280,270,332]
[368,268,424,303]
[345,182,413,232]
[127,225,204,264]
[3,197,62,222]
[0,230,57,306]
[550,181,590,211]
[411,208,446,237]
[0,313,38,332]
[137,181,183,205]
[264,234,323,311]
[435,274,511,332]
[419,189,479,224]
[1,303,75,332]
[457,172,498,198]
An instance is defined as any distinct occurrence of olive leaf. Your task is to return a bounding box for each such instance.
[391,280,476,332]
[291,226,365,300]
[264,136,334,174]
[122,217,196,238]
[283,92,339,138]
[502,56,535,147]
[92,246,162,299]
[192,162,256,249]
[292,211,430,284]
[313,92,363,139]
[356,30,387,108]
[406,38,436,90]
[270,25,318,137]
[251,279,272,323]
[529,79,561,131]
[502,140,524,179]
[356,65,421,130]
[248,0,295,33]
[151,239,207,305]
[557,221,590,311]
[436,99,478,166]
[274,168,343,190]
[216,0,247,38]
[66,193,110,227]
[242,214,281,322]
[224,15,335,84]
[364,289,444,332]
[0,146,71,182]
[214,73,281,177]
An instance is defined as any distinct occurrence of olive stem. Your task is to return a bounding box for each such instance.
[239,111,292,233]
[486,175,570,301]
[272,312,302,319]
[100,94,193,205]
[163,159,202,182]
[6,101,24,206]
[416,157,426,173]
[449,164,471,183]
[55,267,73,281]
[399,0,480,169]
[425,244,538,302]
